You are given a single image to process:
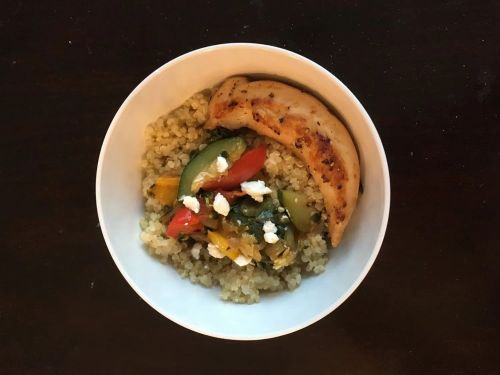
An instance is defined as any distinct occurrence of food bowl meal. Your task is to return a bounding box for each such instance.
[96,43,390,340]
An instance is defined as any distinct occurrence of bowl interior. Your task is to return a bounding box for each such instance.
[96,44,389,340]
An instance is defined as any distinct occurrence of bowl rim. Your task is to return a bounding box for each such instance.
[96,42,391,340]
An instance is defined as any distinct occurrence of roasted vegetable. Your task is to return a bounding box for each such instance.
[283,224,296,250]
[264,241,296,269]
[228,197,281,239]
[202,144,267,191]
[278,190,314,232]
[153,176,180,205]
[177,137,246,198]
[197,201,220,230]
[207,231,239,260]
[166,207,203,238]
[272,248,296,269]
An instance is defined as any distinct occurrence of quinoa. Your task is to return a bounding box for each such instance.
[139,90,329,303]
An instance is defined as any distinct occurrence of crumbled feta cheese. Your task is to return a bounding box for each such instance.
[264,232,279,244]
[216,155,229,173]
[263,220,279,244]
[240,180,272,202]
[207,243,224,258]
[234,254,252,267]
[180,196,200,213]
[263,220,277,233]
[213,193,230,216]
[191,243,202,259]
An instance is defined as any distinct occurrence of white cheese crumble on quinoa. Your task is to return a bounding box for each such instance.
[213,193,230,216]
[240,180,272,202]
[234,254,252,266]
[180,196,200,213]
[191,243,202,259]
[207,243,224,258]
[263,220,279,244]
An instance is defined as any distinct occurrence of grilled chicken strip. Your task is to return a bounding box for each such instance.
[206,77,360,247]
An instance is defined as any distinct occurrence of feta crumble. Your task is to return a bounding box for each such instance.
[263,220,279,244]
[191,243,202,259]
[264,232,279,244]
[207,243,224,258]
[180,195,200,213]
[263,220,277,233]
[234,254,252,267]
[216,155,229,173]
[213,193,230,216]
[240,180,272,202]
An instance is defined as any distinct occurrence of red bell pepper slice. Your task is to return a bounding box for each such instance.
[166,207,203,238]
[202,144,267,191]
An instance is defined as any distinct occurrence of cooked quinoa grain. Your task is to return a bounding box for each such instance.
[140,90,329,303]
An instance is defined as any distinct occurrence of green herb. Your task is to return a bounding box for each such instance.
[240,198,260,217]
[255,209,274,223]
[229,197,293,241]
[228,206,265,239]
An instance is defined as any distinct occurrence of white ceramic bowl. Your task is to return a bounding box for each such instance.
[96,43,390,340]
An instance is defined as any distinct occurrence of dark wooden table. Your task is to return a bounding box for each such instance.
[2,1,498,374]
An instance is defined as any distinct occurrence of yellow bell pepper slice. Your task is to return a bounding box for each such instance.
[207,231,239,260]
[153,176,180,205]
